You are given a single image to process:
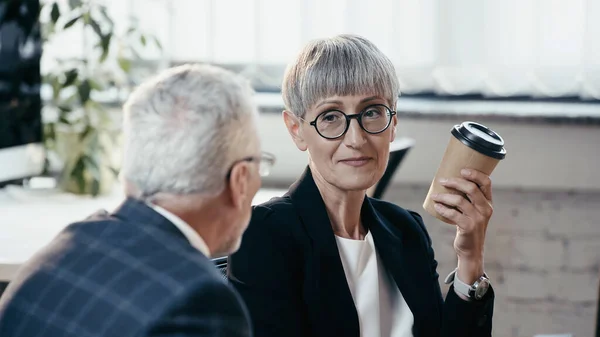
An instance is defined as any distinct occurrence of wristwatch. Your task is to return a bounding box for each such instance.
[444,268,490,300]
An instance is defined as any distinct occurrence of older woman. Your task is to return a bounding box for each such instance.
[228,34,495,337]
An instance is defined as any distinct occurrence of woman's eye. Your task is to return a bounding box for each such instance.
[320,112,342,122]
[364,108,382,118]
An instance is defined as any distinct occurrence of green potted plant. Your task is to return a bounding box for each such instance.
[41,0,161,196]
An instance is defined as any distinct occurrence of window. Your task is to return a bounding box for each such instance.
[43,0,600,100]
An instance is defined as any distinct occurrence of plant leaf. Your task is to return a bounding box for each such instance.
[130,47,141,60]
[126,26,136,35]
[83,154,101,181]
[90,179,100,196]
[83,11,90,25]
[63,68,78,87]
[69,0,83,9]
[153,35,163,50]
[71,156,87,194]
[89,17,103,38]
[83,148,103,197]
[80,125,93,141]
[89,79,104,91]
[98,49,109,63]
[58,115,70,125]
[118,57,132,72]
[99,6,114,27]
[77,79,91,104]
[65,91,79,105]
[50,3,60,24]
[98,34,112,63]
[86,98,104,111]
[57,105,72,113]
[44,123,56,143]
[109,167,120,177]
[50,75,62,101]
[63,15,81,29]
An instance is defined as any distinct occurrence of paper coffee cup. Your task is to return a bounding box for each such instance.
[423,121,506,223]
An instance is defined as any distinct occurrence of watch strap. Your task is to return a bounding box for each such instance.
[452,270,474,298]
[444,268,490,300]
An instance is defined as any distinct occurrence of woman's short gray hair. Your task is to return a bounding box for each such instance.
[121,64,259,197]
[282,34,400,118]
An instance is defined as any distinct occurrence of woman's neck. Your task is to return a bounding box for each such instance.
[311,166,368,240]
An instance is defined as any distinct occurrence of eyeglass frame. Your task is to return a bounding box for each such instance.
[225,151,276,180]
[299,104,397,140]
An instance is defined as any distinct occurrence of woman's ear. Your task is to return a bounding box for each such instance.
[282,110,308,151]
[390,115,398,143]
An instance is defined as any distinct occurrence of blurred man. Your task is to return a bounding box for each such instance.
[0,64,271,336]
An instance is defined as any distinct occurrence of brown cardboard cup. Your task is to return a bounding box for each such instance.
[423,122,506,223]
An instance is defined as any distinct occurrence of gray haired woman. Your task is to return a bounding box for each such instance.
[228,34,495,337]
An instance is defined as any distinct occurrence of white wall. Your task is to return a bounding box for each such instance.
[258,113,600,191]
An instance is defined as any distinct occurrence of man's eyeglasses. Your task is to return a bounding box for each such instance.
[300,104,396,140]
[226,152,276,179]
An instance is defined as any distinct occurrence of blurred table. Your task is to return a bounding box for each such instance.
[0,183,285,282]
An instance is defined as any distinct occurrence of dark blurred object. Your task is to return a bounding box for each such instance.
[213,256,228,281]
[0,281,7,298]
[367,137,415,200]
[596,276,599,337]
[0,0,44,184]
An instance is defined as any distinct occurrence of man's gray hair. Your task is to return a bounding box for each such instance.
[282,34,400,118]
[121,64,259,197]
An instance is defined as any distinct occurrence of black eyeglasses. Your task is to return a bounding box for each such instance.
[226,152,276,179]
[300,104,397,139]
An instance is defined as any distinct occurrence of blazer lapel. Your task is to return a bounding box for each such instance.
[362,198,442,333]
[287,167,360,337]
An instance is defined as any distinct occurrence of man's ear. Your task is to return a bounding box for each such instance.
[227,163,250,209]
[282,110,308,152]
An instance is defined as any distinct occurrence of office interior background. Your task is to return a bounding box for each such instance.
[1,0,599,336]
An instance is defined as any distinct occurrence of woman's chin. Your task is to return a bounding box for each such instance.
[314,163,383,192]
[333,176,379,192]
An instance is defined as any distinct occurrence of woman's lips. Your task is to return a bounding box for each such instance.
[339,157,372,167]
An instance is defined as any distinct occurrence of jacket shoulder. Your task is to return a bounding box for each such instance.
[368,198,433,244]
[252,195,295,218]
[249,196,300,237]
[58,213,223,288]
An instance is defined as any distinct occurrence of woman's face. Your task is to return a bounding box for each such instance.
[284,94,397,192]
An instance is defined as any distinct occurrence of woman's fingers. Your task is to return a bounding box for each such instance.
[431,192,475,215]
[461,169,493,202]
[439,175,493,219]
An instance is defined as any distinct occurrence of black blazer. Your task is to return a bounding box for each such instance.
[228,167,494,337]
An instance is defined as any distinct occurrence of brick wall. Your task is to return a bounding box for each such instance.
[386,184,600,337]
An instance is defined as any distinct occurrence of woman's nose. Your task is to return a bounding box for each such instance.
[343,119,367,147]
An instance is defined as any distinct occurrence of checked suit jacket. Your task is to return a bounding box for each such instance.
[0,198,251,337]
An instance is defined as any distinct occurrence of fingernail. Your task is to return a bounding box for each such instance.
[439,178,448,183]
[431,193,439,199]
[461,169,471,176]
[434,203,442,211]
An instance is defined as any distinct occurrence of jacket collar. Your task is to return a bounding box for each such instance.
[146,202,211,257]
[285,166,404,256]
[286,166,434,335]
[111,197,190,246]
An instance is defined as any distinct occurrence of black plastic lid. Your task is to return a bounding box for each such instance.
[450,121,506,160]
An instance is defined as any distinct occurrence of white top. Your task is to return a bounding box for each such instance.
[335,232,414,337]
[148,203,211,257]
